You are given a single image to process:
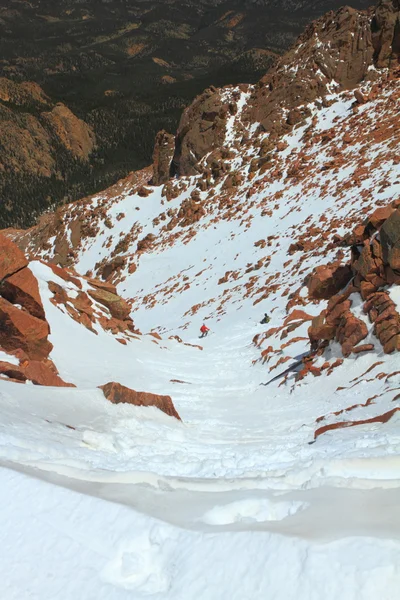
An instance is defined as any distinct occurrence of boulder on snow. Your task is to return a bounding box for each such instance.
[0,297,52,361]
[100,381,181,420]
[0,361,27,382]
[0,233,28,281]
[87,288,131,320]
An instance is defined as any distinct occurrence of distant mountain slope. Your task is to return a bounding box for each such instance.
[0,0,372,228]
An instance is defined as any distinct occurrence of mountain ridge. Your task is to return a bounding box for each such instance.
[0,0,373,228]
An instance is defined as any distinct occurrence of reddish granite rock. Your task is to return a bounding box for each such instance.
[100,381,181,420]
[368,205,395,229]
[383,334,400,354]
[152,130,175,185]
[352,343,374,354]
[88,288,131,320]
[308,314,336,343]
[0,297,52,360]
[283,309,313,326]
[336,311,368,357]
[308,263,352,300]
[20,359,75,387]
[326,298,351,326]
[1,267,46,320]
[0,361,27,382]
[380,209,400,263]
[0,233,28,281]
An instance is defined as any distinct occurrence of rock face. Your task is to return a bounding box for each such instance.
[169,0,400,177]
[0,358,74,387]
[152,130,175,185]
[0,233,51,360]
[307,264,352,300]
[0,235,137,386]
[372,0,400,68]
[0,297,52,361]
[172,87,231,176]
[100,382,181,420]
[0,233,28,281]
[1,268,46,320]
[380,208,400,266]
[247,0,400,135]
[0,233,75,385]
[42,104,95,162]
[87,288,131,321]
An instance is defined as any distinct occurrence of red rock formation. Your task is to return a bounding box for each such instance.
[100,381,181,420]
[0,233,28,280]
[0,359,74,387]
[87,288,131,320]
[372,0,400,69]
[0,297,52,361]
[169,1,399,177]
[172,87,233,176]
[1,267,46,320]
[307,263,352,300]
[152,130,175,185]
[307,200,400,358]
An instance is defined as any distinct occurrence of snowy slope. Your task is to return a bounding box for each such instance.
[1,73,400,598]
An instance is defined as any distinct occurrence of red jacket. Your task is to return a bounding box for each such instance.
[200,324,209,333]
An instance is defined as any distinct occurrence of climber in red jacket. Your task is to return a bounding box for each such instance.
[200,323,210,338]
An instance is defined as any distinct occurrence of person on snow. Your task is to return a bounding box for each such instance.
[260,313,270,325]
[200,323,210,338]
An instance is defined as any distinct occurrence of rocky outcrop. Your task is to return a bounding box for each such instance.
[0,234,73,385]
[168,1,400,177]
[372,0,400,68]
[0,234,28,281]
[307,201,400,357]
[172,87,231,176]
[0,234,139,385]
[247,5,375,134]
[0,233,52,361]
[100,381,181,420]
[1,267,46,320]
[0,358,74,387]
[0,297,52,361]
[48,273,136,337]
[152,130,175,185]
[87,288,132,321]
[307,263,352,300]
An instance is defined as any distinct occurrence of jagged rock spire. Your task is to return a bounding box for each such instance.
[372,0,400,67]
